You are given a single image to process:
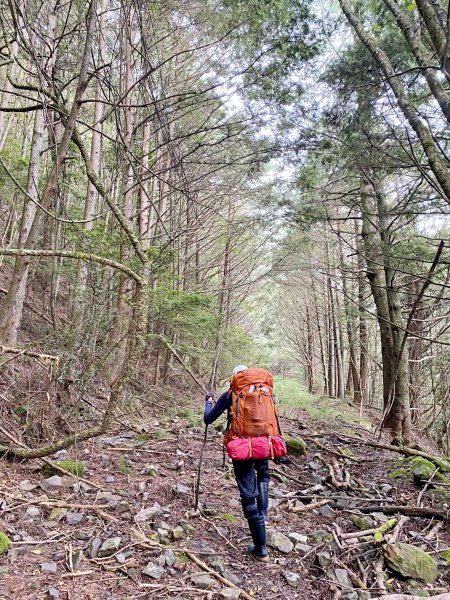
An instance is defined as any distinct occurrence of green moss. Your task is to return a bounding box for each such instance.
[349,515,373,530]
[284,436,307,455]
[389,467,410,479]
[42,460,85,477]
[373,518,397,543]
[217,512,239,523]
[440,549,450,564]
[176,407,192,418]
[134,433,149,443]
[0,532,11,555]
[340,447,353,456]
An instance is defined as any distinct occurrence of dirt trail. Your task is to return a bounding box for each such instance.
[1,404,449,599]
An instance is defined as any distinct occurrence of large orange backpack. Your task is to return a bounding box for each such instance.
[224,368,281,445]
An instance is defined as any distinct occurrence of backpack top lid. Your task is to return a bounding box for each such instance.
[230,367,274,396]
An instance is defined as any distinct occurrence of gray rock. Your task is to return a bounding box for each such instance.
[190,573,216,589]
[134,503,161,524]
[316,552,332,568]
[141,464,158,476]
[97,536,121,558]
[72,482,91,494]
[329,568,353,589]
[26,506,40,517]
[310,529,333,542]
[171,526,185,541]
[142,563,164,579]
[105,475,115,483]
[88,537,102,558]
[317,504,335,517]
[283,571,300,587]
[407,588,430,597]
[288,532,308,545]
[222,571,240,586]
[115,501,130,513]
[266,530,293,553]
[65,512,84,525]
[41,562,57,574]
[342,593,358,600]
[19,480,36,492]
[71,549,83,571]
[380,483,393,494]
[115,553,126,564]
[40,476,62,493]
[357,592,372,600]
[164,550,176,567]
[174,482,190,495]
[219,589,240,599]
[296,543,313,555]
[48,587,60,598]
[74,530,91,541]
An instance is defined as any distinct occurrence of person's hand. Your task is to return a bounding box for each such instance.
[205,392,215,402]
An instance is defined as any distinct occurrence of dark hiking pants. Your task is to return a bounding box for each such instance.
[232,459,270,520]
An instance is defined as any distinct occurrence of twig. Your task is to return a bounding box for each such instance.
[183,548,253,600]
[417,468,439,506]
[346,505,450,521]
[289,499,331,513]
[374,556,387,595]
[314,439,360,463]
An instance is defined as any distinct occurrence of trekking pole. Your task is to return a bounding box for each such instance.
[158,335,215,513]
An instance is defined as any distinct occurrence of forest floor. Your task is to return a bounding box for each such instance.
[1,390,450,600]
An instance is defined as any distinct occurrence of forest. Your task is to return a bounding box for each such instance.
[0,1,450,599]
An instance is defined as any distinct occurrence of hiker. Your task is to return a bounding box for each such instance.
[204,365,286,562]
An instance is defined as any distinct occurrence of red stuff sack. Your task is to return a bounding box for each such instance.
[251,436,271,459]
[270,435,287,458]
[226,437,251,460]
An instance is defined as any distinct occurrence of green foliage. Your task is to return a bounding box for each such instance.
[0,532,11,555]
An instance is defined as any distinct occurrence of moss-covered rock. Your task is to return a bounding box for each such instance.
[440,548,450,564]
[0,532,11,555]
[389,467,410,479]
[284,436,307,455]
[42,460,86,477]
[349,515,373,530]
[384,542,438,583]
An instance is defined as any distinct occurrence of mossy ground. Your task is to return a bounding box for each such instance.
[0,532,11,555]
[42,460,86,477]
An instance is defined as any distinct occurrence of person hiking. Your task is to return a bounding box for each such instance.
[203,365,286,562]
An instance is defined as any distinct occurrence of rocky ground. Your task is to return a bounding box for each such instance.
[1,402,450,600]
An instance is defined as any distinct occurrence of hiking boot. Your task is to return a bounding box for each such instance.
[247,543,269,562]
[247,515,269,562]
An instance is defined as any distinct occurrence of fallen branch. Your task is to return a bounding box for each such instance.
[339,434,450,468]
[0,345,58,361]
[183,548,253,600]
[314,439,360,463]
[372,595,450,600]
[289,499,331,513]
[334,559,365,589]
[349,505,450,521]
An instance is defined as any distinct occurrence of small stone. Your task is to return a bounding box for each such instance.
[41,562,57,574]
[19,480,36,492]
[115,553,126,564]
[266,530,293,553]
[317,504,335,517]
[171,526,185,541]
[283,571,300,587]
[219,589,240,599]
[296,543,313,555]
[26,506,40,518]
[164,550,176,567]
[142,562,164,579]
[73,530,91,541]
[48,587,60,598]
[288,532,308,545]
[0,566,9,575]
[40,476,62,493]
[65,512,84,525]
[407,588,430,597]
[115,501,130,513]
[134,503,161,524]
[357,593,371,600]
[97,537,121,558]
[190,573,216,589]
[105,475,115,483]
[71,549,83,571]
[310,529,333,542]
[222,571,240,586]
[329,568,353,589]
[141,464,158,476]
[88,537,102,558]
[180,520,194,534]
[380,483,393,494]
[49,508,67,522]
[174,482,190,495]
[342,593,358,600]
[316,552,332,568]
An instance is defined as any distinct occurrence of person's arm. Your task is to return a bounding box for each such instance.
[203,390,231,424]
